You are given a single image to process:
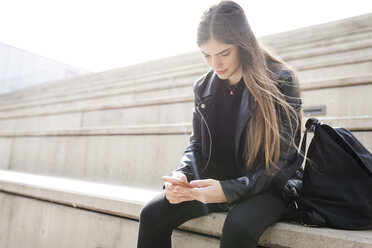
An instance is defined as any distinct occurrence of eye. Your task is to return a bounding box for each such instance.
[203,54,210,58]
[221,52,231,57]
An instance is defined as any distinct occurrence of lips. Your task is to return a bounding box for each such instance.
[216,69,227,75]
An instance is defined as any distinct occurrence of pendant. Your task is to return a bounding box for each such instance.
[230,91,234,95]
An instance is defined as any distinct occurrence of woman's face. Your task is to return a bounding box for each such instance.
[200,38,243,85]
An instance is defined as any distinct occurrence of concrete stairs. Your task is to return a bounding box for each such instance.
[0,13,372,247]
[1,170,371,248]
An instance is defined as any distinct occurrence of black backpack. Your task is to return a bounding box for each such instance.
[276,118,372,230]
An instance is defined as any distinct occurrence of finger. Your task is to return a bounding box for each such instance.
[165,186,188,200]
[179,174,187,182]
[166,194,193,204]
[164,181,171,188]
[171,196,193,204]
[164,187,178,198]
[170,187,195,200]
[190,179,211,187]
[176,187,193,197]
[164,182,177,191]
[165,186,179,196]
[172,172,188,182]
[165,193,180,204]
[178,196,193,202]
[176,186,199,201]
[166,195,180,204]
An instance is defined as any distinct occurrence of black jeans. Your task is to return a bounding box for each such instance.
[137,187,288,248]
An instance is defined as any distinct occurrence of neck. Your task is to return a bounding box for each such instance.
[227,64,243,86]
[228,76,242,86]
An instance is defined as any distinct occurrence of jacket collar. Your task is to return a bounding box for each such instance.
[201,71,221,99]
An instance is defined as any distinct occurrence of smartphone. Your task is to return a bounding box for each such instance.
[161,176,195,188]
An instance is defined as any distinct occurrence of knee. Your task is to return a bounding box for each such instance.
[221,211,259,246]
[139,193,170,227]
[139,202,156,227]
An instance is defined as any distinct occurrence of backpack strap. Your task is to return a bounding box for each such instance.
[274,118,318,189]
[305,118,319,131]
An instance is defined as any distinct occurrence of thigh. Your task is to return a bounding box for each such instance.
[221,190,287,248]
[138,193,225,248]
[139,192,223,230]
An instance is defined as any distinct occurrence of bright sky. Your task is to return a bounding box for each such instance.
[1,0,371,73]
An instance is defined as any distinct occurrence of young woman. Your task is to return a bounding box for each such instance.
[138,1,302,247]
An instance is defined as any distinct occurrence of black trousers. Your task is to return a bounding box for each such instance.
[137,187,288,248]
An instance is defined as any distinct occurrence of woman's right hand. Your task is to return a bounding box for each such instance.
[163,172,194,204]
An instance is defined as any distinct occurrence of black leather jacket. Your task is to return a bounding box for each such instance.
[173,64,302,207]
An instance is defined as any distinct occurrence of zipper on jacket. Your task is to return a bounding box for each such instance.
[197,104,212,174]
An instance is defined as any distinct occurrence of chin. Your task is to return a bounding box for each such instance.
[215,73,229,80]
[216,75,226,80]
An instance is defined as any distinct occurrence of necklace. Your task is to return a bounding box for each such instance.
[226,81,239,95]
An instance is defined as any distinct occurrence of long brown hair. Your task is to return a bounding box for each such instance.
[197,1,302,176]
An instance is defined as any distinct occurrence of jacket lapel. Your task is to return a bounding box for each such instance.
[235,84,254,158]
[201,72,220,99]
[197,72,220,138]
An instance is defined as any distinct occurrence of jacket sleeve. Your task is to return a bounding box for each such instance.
[171,82,204,182]
[219,69,302,206]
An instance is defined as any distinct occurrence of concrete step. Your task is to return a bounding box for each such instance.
[0,68,371,118]
[261,13,372,49]
[0,71,198,113]
[297,57,372,82]
[0,192,146,248]
[2,38,371,106]
[5,49,371,108]
[29,46,370,101]
[267,27,372,55]
[0,50,205,97]
[279,34,372,62]
[0,170,371,248]
[300,73,372,89]
[0,62,207,104]
[0,81,371,130]
[318,116,372,131]
[288,45,371,70]
[0,63,205,104]
[29,37,371,98]
[302,83,372,117]
[0,95,195,130]
[0,119,371,188]
[0,124,192,188]
[0,192,218,248]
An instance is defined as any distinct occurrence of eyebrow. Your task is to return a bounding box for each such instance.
[201,48,232,56]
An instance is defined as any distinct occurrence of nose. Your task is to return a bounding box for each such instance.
[211,56,222,70]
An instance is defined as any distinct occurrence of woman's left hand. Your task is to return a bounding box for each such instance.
[188,179,227,204]
[166,178,227,204]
